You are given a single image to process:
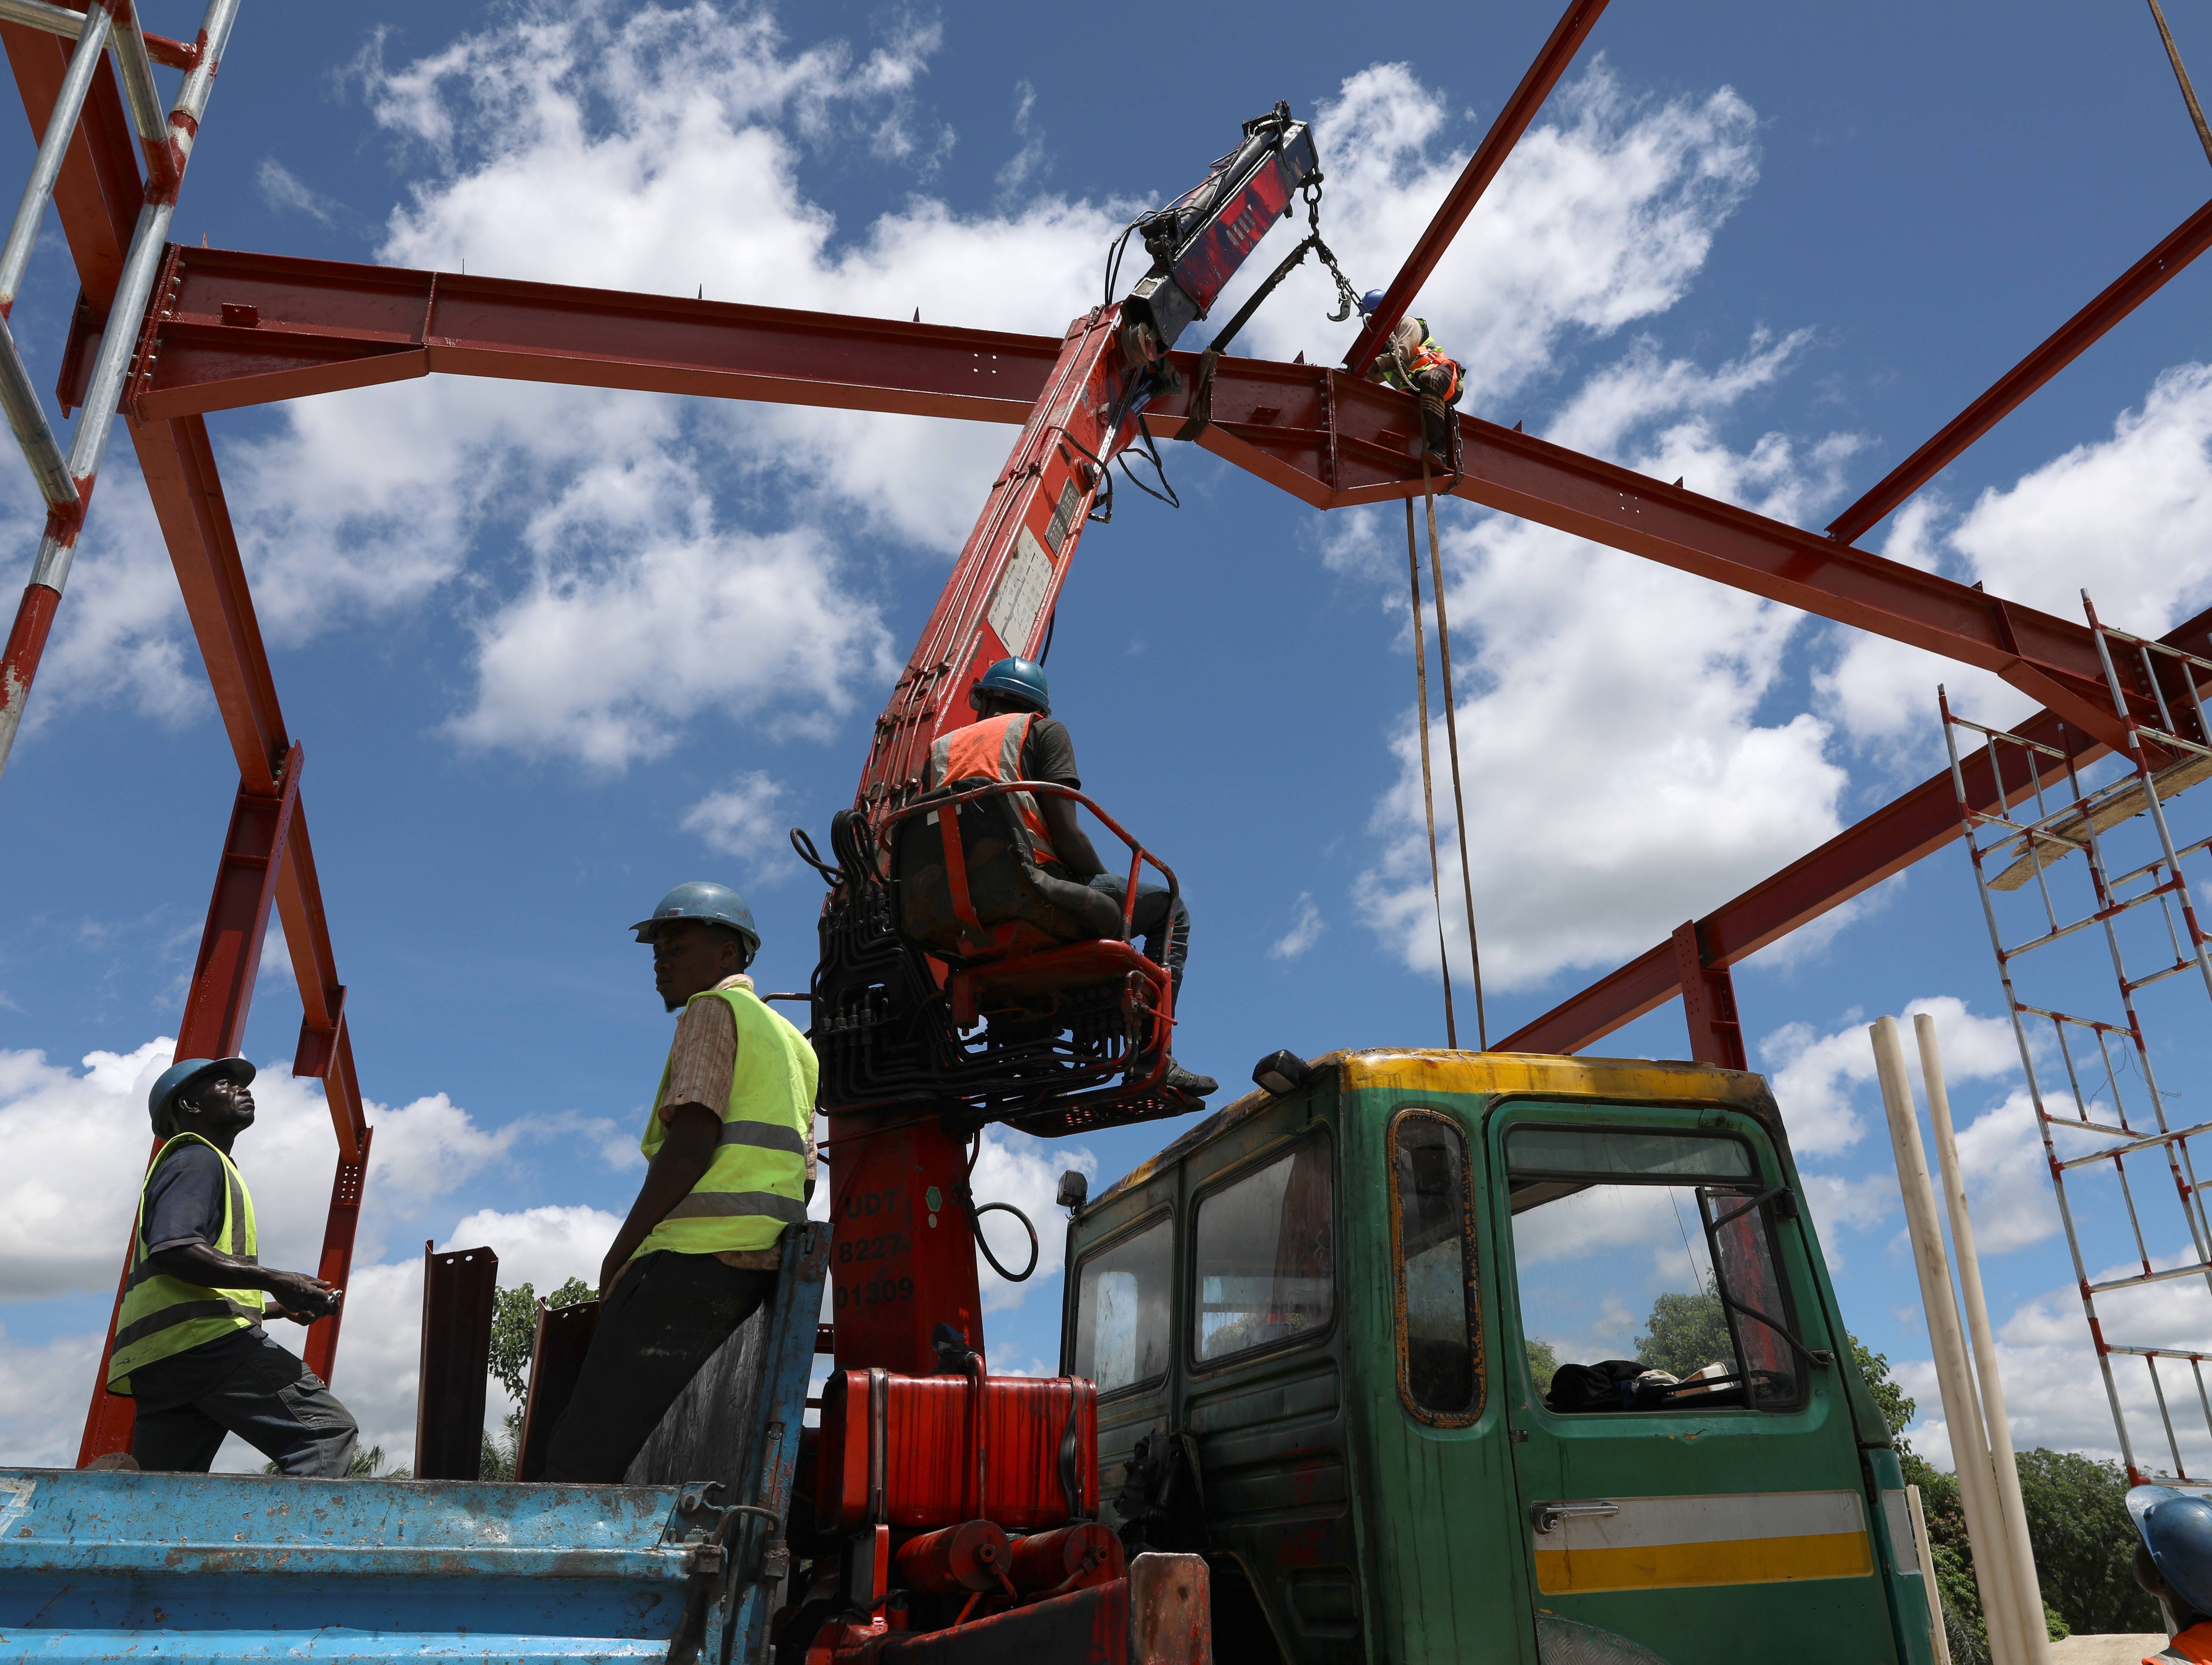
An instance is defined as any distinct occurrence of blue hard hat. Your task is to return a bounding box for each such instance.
[1359,288,1388,317]
[2131,1485,2212,1616]
[148,1056,255,1138]
[970,657,1050,715]
[630,881,760,961]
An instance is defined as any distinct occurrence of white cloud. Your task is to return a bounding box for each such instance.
[0,1325,101,1467]
[256,158,337,224]
[1269,892,1325,960]
[968,1130,1095,1314]
[681,771,795,876]
[1755,995,2022,1158]
[1232,61,1760,404]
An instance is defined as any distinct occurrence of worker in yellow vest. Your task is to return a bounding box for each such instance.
[107,1056,358,1475]
[544,882,818,1483]
[932,657,1216,1102]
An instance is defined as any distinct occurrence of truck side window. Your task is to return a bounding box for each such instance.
[1390,1109,1482,1424]
[1072,1215,1172,1395]
[1193,1137,1334,1365]
[1505,1124,1804,1414]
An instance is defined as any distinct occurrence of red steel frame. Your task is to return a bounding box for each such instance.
[5,0,2205,1456]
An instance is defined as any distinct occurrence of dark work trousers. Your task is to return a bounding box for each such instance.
[131,1329,359,1477]
[1088,872,1191,996]
[544,1250,776,1484]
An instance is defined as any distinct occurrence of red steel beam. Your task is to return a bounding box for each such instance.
[121,248,2148,749]
[1672,920,1746,1070]
[1501,604,2212,1056]
[1828,195,2212,546]
[1342,0,1611,377]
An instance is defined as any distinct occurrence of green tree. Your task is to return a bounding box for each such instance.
[485,1276,594,1475]
[2015,1449,2160,1637]
[1849,1342,2107,1650]
[1525,1337,1559,1393]
[1634,1284,1732,1378]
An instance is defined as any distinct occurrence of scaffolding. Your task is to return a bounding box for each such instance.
[1943,593,2212,1488]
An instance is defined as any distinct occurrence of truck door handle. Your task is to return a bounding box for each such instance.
[1530,1500,1621,1535]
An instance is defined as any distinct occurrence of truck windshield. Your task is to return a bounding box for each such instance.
[1071,1215,1172,1395]
[1506,1124,1799,1413]
[1193,1137,1335,1365]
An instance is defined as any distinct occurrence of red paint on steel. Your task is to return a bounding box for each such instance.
[125,245,1061,424]
[72,1148,151,1466]
[1502,605,2212,1056]
[302,1122,370,1383]
[1828,195,2212,546]
[828,1116,982,1378]
[0,15,142,307]
[0,578,59,725]
[1342,0,1611,376]
[1672,920,1747,1070]
[174,743,302,1058]
[891,1520,1012,1593]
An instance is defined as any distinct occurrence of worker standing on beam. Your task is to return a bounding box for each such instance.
[934,657,1217,1103]
[109,1058,359,1476]
[544,883,817,1483]
[1359,291,1465,465]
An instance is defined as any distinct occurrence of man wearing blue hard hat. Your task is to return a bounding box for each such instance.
[1359,290,1464,466]
[2132,1484,2212,1661]
[544,880,819,1482]
[929,656,1216,1101]
[106,1056,358,1475]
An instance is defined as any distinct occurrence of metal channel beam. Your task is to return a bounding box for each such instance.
[414,1242,498,1481]
[1502,604,2212,1056]
[1828,194,2212,545]
[117,247,2145,746]
[1342,0,1611,376]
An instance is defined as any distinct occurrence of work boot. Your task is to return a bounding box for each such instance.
[1163,1059,1217,1099]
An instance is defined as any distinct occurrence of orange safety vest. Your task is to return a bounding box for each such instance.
[2150,1624,2212,1663]
[926,711,1061,869]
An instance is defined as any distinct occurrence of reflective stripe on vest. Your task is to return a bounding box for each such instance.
[635,984,819,1259]
[925,711,1060,867]
[107,1133,265,1394]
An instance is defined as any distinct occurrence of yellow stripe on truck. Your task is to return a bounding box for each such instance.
[1532,1490,1873,1594]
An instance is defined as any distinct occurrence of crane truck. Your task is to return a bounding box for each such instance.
[0,104,1941,1665]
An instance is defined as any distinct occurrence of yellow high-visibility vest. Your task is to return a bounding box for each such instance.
[634,983,817,1259]
[107,1133,265,1394]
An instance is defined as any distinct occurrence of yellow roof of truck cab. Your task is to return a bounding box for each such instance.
[1090,1048,1781,1213]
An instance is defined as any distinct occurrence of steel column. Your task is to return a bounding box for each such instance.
[1672,919,1746,1070]
[75,741,303,1461]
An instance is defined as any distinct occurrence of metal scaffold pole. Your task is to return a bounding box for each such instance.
[0,0,240,782]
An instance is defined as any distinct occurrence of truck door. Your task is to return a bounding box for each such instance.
[1489,1105,1897,1665]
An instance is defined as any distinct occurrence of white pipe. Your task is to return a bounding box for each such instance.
[1909,1484,1954,1665]
[1917,1012,2051,1664]
[1872,1015,2028,1664]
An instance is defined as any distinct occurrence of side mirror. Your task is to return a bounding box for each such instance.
[1252,1050,1312,1096]
[1057,1170,1089,1216]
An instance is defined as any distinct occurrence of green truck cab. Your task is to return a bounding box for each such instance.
[1060,1049,1939,1665]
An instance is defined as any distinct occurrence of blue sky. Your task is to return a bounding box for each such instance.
[5,0,2212,1473]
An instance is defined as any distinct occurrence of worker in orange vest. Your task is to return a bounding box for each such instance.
[2132,1485,2212,1662]
[927,656,1216,1103]
[1360,292,1464,465]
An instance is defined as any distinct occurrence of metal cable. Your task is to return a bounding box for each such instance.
[1422,460,1488,1049]
[2148,0,2212,171]
[1405,497,1458,1047]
